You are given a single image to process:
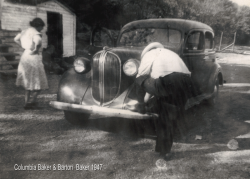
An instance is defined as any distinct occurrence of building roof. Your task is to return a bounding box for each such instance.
[4,0,75,13]
[37,0,75,14]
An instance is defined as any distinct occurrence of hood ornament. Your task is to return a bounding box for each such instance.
[103,46,112,51]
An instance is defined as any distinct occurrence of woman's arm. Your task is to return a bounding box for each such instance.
[30,34,42,54]
[14,33,21,46]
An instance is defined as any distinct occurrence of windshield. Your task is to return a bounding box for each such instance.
[118,28,181,47]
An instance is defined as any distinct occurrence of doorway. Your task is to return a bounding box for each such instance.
[47,12,63,58]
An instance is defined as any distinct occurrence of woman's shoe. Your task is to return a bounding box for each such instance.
[30,102,40,109]
[24,102,39,110]
[24,103,33,110]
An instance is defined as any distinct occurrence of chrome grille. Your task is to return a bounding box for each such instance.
[92,51,121,105]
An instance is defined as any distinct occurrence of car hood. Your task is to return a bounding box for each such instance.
[103,46,180,62]
[106,47,143,62]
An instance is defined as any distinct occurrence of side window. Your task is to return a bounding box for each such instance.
[205,32,213,49]
[93,29,113,47]
[185,31,204,52]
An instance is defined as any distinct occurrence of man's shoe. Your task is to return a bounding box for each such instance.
[161,153,172,161]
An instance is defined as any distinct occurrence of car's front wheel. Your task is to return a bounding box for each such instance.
[64,111,90,126]
[207,77,219,105]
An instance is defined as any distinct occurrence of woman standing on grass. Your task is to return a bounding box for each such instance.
[14,18,48,109]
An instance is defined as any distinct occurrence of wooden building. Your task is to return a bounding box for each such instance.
[0,0,76,57]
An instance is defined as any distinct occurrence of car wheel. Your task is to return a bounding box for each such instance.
[64,111,90,126]
[207,77,219,105]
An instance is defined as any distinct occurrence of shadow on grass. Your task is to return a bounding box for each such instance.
[57,92,250,146]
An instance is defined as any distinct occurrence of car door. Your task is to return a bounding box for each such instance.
[203,31,217,93]
[182,29,216,93]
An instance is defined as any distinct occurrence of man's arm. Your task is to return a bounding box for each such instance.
[136,51,155,78]
[140,77,169,97]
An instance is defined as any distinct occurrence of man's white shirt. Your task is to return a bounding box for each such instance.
[137,48,191,79]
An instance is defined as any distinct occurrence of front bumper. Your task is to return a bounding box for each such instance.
[50,101,158,120]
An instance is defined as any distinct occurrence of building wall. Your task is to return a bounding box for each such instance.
[0,29,23,57]
[1,0,76,57]
[0,0,3,21]
[1,2,37,31]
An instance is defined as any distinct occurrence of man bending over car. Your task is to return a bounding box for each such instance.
[129,42,201,158]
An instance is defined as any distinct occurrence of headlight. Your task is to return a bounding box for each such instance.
[123,59,140,76]
[74,57,91,74]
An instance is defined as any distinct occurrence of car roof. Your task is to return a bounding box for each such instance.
[121,18,213,33]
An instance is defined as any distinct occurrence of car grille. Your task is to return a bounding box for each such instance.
[92,51,121,105]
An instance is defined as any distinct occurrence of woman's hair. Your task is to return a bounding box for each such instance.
[30,18,45,28]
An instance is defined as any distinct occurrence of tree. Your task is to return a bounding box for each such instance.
[233,5,250,45]
[6,0,250,45]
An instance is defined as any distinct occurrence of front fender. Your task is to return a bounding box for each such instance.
[57,68,91,104]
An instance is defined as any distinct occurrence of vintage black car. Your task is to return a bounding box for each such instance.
[50,18,223,124]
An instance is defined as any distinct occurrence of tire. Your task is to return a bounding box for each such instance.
[207,77,219,105]
[64,111,90,126]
